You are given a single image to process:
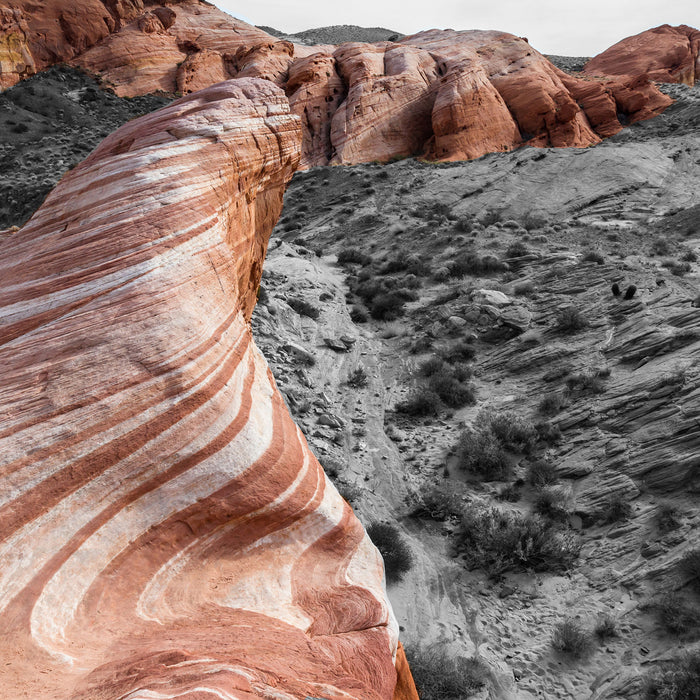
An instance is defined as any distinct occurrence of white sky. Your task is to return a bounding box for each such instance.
[212,1,699,56]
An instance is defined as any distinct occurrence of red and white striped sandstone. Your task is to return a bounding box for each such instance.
[0,78,406,700]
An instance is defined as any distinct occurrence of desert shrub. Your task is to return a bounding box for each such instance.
[513,280,536,296]
[350,305,368,323]
[288,297,320,319]
[594,614,619,641]
[419,356,448,377]
[663,259,692,277]
[496,482,522,502]
[679,549,700,590]
[650,238,671,256]
[366,522,413,584]
[680,248,698,262]
[581,250,605,264]
[406,645,490,700]
[456,426,510,480]
[336,480,362,504]
[555,306,588,332]
[565,372,606,395]
[346,367,368,388]
[652,594,700,635]
[657,502,682,533]
[535,485,572,522]
[643,651,700,700]
[480,209,503,226]
[454,506,581,575]
[428,372,476,408]
[410,484,464,521]
[527,459,559,487]
[599,494,633,524]
[448,252,506,277]
[337,247,371,265]
[538,392,566,416]
[451,362,473,382]
[441,340,476,362]
[482,410,537,453]
[552,618,593,657]
[370,292,406,320]
[521,212,548,231]
[396,388,443,417]
[535,420,563,445]
[506,241,529,257]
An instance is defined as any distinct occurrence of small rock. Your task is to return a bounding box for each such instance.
[323,337,349,352]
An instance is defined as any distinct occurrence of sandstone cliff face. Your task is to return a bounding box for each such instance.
[0,78,406,700]
[0,0,678,165]
[0,0,144,88]
[584,24,700,86]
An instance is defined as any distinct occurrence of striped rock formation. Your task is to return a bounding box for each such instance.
[0,78,411,699]
[0,0,677,166]
[584,24,700,86]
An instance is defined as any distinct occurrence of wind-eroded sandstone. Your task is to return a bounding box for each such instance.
[0,0,679,165]
[0,78,411,700]
[584,24,700,86]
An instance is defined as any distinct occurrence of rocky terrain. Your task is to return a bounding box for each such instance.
[256,24,403,45]
[250,81,700,698]
[1,4,700,699]
[584,25,700,86]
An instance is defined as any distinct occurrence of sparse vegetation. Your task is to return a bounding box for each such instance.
[643,651,700,700]
[535,485,572,522]
[513,280,536,296]
[594,614,619,641]
[454,505,581,575]
[551,618,593,657]
[555,306,588,332]
[657,502,682,533]
[538,392,566,415]
[337,247,372,265]
[581,250,605,264]
[527,459,559,487]
[651,593,700,635]
[406,645,490,700]
[410,484,464,521]
[396,388,443,417]
[366,522,413,584]
[288,297,320,320]
[346,367,368,388]
[599,494,633,524]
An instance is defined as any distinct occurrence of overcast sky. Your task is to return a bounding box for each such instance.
[213,0,698,56]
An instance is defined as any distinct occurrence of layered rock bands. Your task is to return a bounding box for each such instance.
[0,79,415,700]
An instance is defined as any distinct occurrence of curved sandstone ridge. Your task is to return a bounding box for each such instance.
[0,78,409,700]
[0,0,675,165]
[584,24,700,86]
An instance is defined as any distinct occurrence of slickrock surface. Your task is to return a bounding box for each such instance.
[584,24,700,86]
[0,0,143,89]
[0,0,679,166]
[0,78,409,700]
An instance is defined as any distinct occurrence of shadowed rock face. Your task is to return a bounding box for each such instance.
[0,0,678,166]
[0,78,406,700]
[584,24,700,86]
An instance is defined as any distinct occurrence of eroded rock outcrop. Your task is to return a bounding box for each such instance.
[0,78,408,700]
[584,24,700,86]
[0,0,144,88]
[0,0,680,165]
